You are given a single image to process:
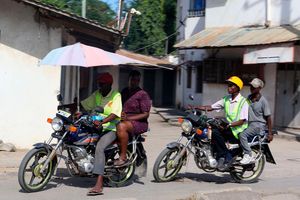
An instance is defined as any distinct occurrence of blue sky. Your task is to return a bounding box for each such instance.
[101,0,133,12]
[101,0,119,12]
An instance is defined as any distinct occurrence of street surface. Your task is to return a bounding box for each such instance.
[0,112,300,200]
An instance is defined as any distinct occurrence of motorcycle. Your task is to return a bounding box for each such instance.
[18,99,147,193]
[153,101,276,183]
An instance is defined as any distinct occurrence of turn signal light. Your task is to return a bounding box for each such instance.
[69,125,77,132]
[196,129,203,135]
[47,118,53,123]
[178,118,184,124]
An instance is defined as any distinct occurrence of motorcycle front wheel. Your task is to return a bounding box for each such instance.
[18,148,55,192]
[153,147,186,182]
[230,149,265,183]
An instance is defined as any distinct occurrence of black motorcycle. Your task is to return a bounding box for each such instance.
[18,106,147,192]
[153,105,276,183]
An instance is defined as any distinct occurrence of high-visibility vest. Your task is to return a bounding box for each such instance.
[95,90,120,131]
[223,95,248,139]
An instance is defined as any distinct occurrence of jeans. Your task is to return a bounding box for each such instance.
[92,131,116,175]
[212,128,239,160]
[239,123,265,155]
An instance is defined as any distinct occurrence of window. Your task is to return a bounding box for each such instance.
[187,66,192,88]
[202,59,263,84]
[189,0,205,17]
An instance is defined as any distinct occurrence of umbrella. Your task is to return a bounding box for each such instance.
[40,42,148,67]
[40,42,150,110]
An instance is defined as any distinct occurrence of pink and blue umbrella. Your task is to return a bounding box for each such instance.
[40,42,148,67]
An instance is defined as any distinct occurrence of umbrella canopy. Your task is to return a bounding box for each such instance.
[40,42,148,67]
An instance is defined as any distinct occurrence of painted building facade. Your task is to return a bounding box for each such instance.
[176,0,300,128]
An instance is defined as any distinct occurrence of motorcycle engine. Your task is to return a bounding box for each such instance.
[195,144,217,171]
[71,147,95,173]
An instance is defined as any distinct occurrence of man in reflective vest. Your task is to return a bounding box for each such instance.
[195,76,249,171]
[81,72,122,195]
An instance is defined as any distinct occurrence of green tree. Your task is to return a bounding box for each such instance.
[123,0,168,56]
[162,0,176,54]
[39,0,115,25]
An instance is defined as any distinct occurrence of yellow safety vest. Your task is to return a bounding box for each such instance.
[223,95,248,139]
[95,91,120,131]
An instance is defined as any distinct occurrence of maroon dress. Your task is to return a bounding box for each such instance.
[121,87,151,135]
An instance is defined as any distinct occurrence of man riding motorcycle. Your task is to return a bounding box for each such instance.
[79,72,122,196]
[194,76,249,171]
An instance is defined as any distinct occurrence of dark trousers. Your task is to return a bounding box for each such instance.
[211,128,239,160]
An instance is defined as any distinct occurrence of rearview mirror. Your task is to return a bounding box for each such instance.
[57,94,63,102]
[189,94,194,101]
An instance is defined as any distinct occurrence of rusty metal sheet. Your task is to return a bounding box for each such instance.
[175,24,300,49]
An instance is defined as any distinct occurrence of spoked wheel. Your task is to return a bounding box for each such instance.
[153,148,186,182]
[106,151,135,187]
[230,149,265,183]
[18,148,55,192]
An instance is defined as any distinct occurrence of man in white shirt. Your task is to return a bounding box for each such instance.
[195,76,249,171]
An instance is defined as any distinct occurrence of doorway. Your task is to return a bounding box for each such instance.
[275,64,300,128]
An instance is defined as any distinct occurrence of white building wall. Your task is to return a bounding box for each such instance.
[0,0,62,148]
[206,0,300,28]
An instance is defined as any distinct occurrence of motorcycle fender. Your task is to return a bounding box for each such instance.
[166,142,183,150]
[33,143,53,153]
[262,144,276,164]
[32,143,58,168]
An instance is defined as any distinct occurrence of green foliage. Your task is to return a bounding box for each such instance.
[124,0,169,56]
[39,0,115,25]
[162,0,176,54]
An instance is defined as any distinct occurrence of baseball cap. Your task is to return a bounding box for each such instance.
[249,78,264,88]
[97,72,113,84]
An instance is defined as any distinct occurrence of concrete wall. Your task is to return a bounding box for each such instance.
[0,0,62,148]
[263,63,277,121]
[206,0,300,27]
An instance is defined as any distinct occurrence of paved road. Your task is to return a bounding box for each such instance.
[0,112,300,200]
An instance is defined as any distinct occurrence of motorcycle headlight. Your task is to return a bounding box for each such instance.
[181,119,193,133]
[51,117,64,131]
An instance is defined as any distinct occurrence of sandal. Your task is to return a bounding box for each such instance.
[87,189,103,196]
[114,158,129,166]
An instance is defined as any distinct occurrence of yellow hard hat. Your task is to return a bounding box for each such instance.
[226,76,243,90]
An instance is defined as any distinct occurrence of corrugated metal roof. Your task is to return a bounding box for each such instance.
[116,49,174,70]
[16,0,120,35]
[175,24,300,49]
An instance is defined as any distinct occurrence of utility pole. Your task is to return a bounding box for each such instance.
[82,0,86,18]
[117,0,124,30]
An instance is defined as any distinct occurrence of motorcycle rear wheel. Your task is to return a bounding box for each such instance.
[107,151,135,187]
[230,149,265,183]
[18,148,55,192]
[153,147,185,182]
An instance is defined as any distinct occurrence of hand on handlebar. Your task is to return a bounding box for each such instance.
[74,112,82,119]
[93,120,103,128]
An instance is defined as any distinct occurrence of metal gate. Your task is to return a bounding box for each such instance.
[275,64,300,128]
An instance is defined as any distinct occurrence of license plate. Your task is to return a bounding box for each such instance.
[58,110,71,118]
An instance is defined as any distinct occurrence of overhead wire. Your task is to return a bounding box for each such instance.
[132,15,188,54]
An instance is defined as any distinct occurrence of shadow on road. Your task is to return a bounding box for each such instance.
[26,168,144,192]
[150,172,234,185]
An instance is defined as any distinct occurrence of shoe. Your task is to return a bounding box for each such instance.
[114,158,129,166]
[240,154,252,165]
[216,157,225,171]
